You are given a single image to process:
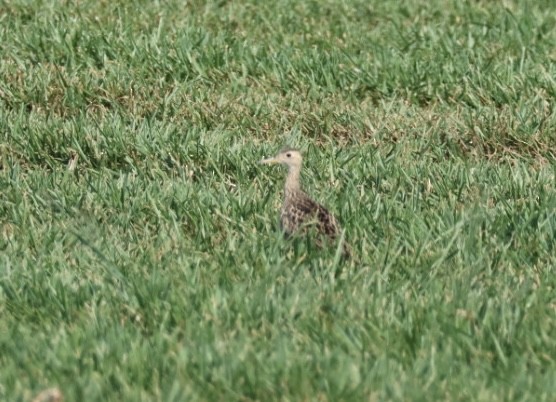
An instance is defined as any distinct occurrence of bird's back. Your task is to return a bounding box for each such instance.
[280,190,340,238]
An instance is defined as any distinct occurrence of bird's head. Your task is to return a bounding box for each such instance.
[259,147,303,170]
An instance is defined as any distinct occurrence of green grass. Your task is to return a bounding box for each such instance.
[1,0,556,400]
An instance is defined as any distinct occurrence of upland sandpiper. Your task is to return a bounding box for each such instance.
[260,147,349,256]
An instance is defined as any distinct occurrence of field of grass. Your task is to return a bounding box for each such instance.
[1,0,556,400]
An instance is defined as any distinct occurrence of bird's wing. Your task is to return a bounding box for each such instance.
[314,202,340,237]
[281,195,340,238]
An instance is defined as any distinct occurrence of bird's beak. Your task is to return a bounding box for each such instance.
[259,157,278,165]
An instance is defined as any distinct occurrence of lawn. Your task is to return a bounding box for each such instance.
[1,0,556,401]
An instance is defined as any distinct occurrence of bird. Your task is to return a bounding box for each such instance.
[260,147,350,256]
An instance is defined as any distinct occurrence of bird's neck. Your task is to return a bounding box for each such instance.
[284,167,301,198]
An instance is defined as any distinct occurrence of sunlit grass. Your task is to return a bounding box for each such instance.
[1,0,556,401]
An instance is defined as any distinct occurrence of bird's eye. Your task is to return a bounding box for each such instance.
[286,153,291,157]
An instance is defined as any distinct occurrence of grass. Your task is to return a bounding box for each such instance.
[1,0,556,400]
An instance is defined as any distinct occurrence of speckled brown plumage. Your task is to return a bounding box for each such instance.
[280,191,340,237]
[260,147,349,256]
